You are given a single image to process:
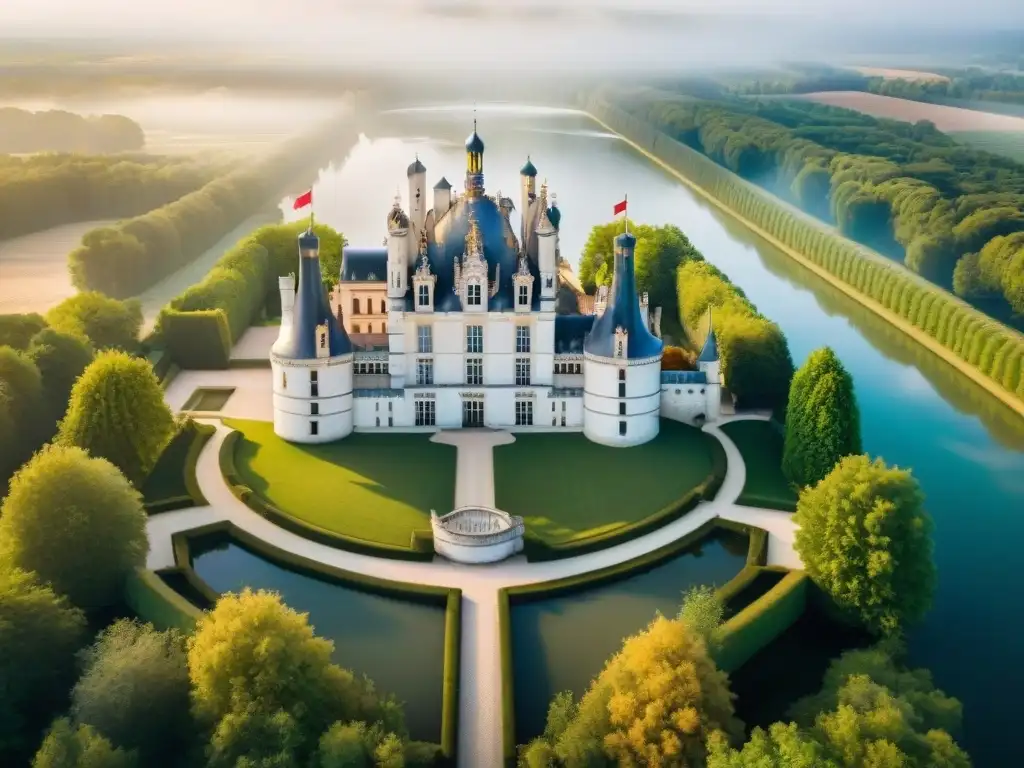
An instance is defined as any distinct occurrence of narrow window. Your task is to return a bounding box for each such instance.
[418,284,429,306]
[518,284,529,306]
[353,298,361,315]
[380,299,387,313]
[282,371,287,389]
[619,402,626,416]
[353,323,361,333]
[311,420,319,436]
[311,403,319,416]
[618,368,625,381]
[516,325,531,353]
[619,421,626,436]
[618,382,625,398]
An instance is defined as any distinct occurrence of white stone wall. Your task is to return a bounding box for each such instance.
[433,534,522,564]
[660,384,712,424]
[271,356,353,442]
[583,356,661,447]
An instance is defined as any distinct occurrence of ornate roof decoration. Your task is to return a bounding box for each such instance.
[516,252,532,278]
[387,191,409,231]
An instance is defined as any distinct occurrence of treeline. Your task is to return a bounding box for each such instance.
[867,68,1024,106]
[0,153,217,241]
[587,97,1024,404]
[69,112,357,299]
[0,107,144,154]
[158,221,345,369]
[610,87,1024,321]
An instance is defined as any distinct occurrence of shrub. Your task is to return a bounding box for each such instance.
[0,445,148,611]
[45,292,142,353]
[58,351,176,486]
[794,455,936,636]
[159,309,233,369]
[0,312,47,349]
[26,328,95,426]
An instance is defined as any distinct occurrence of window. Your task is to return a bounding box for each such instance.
[561,401,565,412]
[619,402,626,415]
[310,370,318,398]
[518,284,529,306]
[353,324,361,333]
[368,323,373,334]
[415,399,436,426]
[552,416,557,426]
[389,401,393,412]
[466,325,483,353]
[418,326,432,353]
[618,382,625,398]
[561,414,566,427]
[281,371,287,389]
[380,299,387,313]
[574,363,582,374]
[516,325,531,353]
[467,282,481,306]
[376,417,380,427]
[311,403,319,416]
[466,357,483,386]
[618,369,625,381]
[318,330,327,350]
[619,421,627,436]
[353,298,361,315]
[515,357,531,386]
[311,420,319,436]
[416,358,433,385]
[418,284,430,306]
[311,371,318,382]
[515,400,533,426]
[383,322,388,333]
[552,401,556,412]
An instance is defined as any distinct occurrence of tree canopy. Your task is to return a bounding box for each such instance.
[782,347,862,487]
[26,327,95,428]
[31,718,136,768]
[0,445,148,611]
[794,455,936,636]
[58,350,176,486]
[0,345,48,484]
[0,107,144,154]
[520,613,741,766]
[45,293,142,354]
[0,567,87,760]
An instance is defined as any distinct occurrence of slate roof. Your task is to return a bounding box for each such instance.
[407,157,426,176]
[520,157,537,177]
[697,323,719,362]
[341,247,387,282]
[554,314,594,353]
[662,370,708,385]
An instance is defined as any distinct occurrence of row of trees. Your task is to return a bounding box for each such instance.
[70,113,358,298]
[588,98,1024,402]
[866,69,1024,107]
[158,221,344,369]
[0,152,216,241]
[610,87,1024,319]
[0,107,145,154]
[0,294,143,489]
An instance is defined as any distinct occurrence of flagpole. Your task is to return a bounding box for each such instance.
[624,192,629,234]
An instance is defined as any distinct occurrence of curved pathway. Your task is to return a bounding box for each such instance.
[146,414,799,768]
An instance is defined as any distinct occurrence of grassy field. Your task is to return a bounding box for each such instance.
[719,420,798,511]
[225,418,456,548]
[791,91,1024,132]
[493,419,716,546]
[951,130,1024,162]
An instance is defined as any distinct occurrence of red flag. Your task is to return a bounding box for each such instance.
[293,189,313,210]
[613,198,627,216]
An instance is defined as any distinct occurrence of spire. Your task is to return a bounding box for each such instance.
[698,307,719,363]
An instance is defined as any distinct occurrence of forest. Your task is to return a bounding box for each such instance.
[0,107,145,154]
[610,86,1024,324]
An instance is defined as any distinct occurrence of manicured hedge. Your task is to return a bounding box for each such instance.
[521,444,728,562]
[218,430,436,562]
[498,589,516,768]
[123,567,202,632]
[713,569,809,673]
[142,419,215,513]
[588,97,1024,408]
[171,520,460,764]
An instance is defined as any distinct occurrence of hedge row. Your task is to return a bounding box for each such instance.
[141,419,215,513]
[713,569,809,673]
[499,519,767,764]
[217,430,435,561]
[69,111,357,298]
[123,567,202,633]
[169,519,459,763]
[521,436,728,561]
[588,97,1024,406]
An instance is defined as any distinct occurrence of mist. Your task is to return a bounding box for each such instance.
[1,0,1021,75]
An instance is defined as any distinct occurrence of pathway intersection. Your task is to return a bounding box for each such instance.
[147,415,799,768]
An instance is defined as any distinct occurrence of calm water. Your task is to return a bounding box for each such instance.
[511,531,749,743]
[191,541,446,743]
[283,104,1024,765]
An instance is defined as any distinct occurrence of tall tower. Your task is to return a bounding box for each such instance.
[697,309,721,422]
[465,119,485,197]
[536,181,557,312]
[519,156,537,245]
[407,155,427,235]
[386,194,410,308]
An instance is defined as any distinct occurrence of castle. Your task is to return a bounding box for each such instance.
[269,123,721,446]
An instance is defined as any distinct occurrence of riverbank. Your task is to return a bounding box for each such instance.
[584,110,1024,421]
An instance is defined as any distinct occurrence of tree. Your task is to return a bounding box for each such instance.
[0,312,47,349]
[71,620,191,764]
[782,347,862,488]
[45,292,142,353]
[0,567,87,758]
[706,722,836,768]
[793,455,936,636]
[27,328,95,426]
[662,345,696,371]
[523,614,741,765]
[0,445,148,611]
[188,590,406,766]
[678,584,725,648]
[0,346,48,483]
[58,350,175,486]
[31,718,136,768]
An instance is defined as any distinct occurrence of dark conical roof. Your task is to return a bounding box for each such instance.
[466,125,485,153]
[698,317,719,362]
[433,176,452,190]
[407,156,426,176]
[520,156,537,177]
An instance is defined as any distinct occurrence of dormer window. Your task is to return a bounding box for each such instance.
[418,284,430,306]
[467,282,482,306]
[315,323,329,359]
[518,284,528,306]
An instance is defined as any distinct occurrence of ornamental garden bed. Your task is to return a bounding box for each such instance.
[494,419,722,556]
[182,386,235,412]
[720,419,798,511]
[223,418,456,551]
[141,419,215,513]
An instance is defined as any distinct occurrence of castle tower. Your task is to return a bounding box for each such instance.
[270,229,354,443]
[433,176,452,219]
[582,226,664,447]
[407,155,427,236]
[465,119,485,197]
[697,309,721,422]
[276,274,295,343]
[519,156,537,245]
[536,181,557,312]
[386,193,410,308]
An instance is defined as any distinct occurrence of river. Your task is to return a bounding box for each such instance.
[281,103,1024,766]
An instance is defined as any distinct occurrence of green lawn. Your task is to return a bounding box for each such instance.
[951,130,1024,163]
[225,419,456,548]
[720,420,798,511]
[493,419,716,546]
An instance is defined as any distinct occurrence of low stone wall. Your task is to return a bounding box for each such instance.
[431,507,525,564]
